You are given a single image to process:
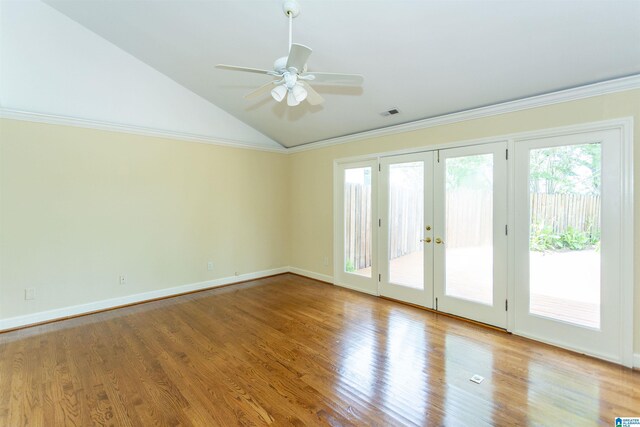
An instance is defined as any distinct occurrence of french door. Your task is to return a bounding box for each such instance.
[433,143,508,328]
[336,120,631,365]
[378,153,434,307]
[378,143,508,328]
[335,160,378,295]
[513,129,625,363]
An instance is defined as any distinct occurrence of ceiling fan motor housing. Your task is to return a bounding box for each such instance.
[274,56,288,72]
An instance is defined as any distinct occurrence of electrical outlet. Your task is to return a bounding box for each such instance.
[207,261,214,271]
[25,288,36,300]
[119,275,127,285]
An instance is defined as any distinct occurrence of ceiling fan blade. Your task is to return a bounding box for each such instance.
[286,43,312,73]
[306,72,364,85]
[245,81,276,99]
[300,82,324,106]
[216,64,272,75]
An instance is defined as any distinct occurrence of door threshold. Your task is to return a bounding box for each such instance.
[379,295,508,333]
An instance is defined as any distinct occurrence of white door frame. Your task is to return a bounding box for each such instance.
[332,117,633,366]
[378,152,434,307]
[509,120,634,367]
[333,160,379,295]
[433,141,509,328]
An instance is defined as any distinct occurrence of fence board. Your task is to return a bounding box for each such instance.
[343,186,601,270]
[530,193,600,235]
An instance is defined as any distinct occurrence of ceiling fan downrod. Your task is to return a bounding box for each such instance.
[282,0,300,51]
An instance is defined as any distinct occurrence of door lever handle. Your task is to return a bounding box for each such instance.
[420,237,432,243]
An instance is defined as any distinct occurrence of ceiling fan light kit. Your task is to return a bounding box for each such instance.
[271,84,287,102]
[216,0,363,107]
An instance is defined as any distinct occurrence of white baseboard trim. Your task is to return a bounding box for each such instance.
[0,267,288,332]
[288,267,333,284]
[5,267,637,368]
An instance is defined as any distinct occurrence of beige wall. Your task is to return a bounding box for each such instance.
[1,89,639,354]
[289,89,640,352]
[0,119,290,320]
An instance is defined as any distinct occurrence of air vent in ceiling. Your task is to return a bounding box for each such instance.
[381,108,400,117]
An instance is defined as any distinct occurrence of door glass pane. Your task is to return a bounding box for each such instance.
[445,154,494,305]
[388,162,424,288]
[528,143,601,329]
[344,167,372,277]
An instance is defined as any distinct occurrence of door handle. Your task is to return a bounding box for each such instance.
[421,237,432,243]
[435,238,443,244]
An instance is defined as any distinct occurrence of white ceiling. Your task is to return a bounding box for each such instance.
[43,0,640,148]
[1,0,280,149]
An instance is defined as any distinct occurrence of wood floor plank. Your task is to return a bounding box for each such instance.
[1,273,639,426]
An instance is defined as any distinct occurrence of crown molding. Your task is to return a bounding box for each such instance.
[0,108,287,153]
[2,74,638,154]
[287,74,640,153]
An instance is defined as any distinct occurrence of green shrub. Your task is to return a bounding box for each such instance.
[560,226,590,250]
[587,229,600,246]
[530,223,600,252]
[530,224,562,252]
[345,259,355,272]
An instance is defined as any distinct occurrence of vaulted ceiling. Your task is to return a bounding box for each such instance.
[43,0,640,148]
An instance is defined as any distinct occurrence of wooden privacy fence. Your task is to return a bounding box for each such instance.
[344,183,424,270]
[344,183,372,271]
[445,190,492,248]
[388,185,424,259]
[344,186,602,269]
[530,193,601,234]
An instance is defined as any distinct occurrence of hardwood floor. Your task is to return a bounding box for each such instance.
[1,273,638,426]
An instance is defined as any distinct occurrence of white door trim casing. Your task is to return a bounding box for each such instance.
[513,129,628,365]
[433,142,509,328]
[511,121,633,367]
[332,117,633,367]
[333,160,379,295]
[378,152,435,307]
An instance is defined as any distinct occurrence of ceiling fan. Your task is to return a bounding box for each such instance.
[216,0,363,107]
